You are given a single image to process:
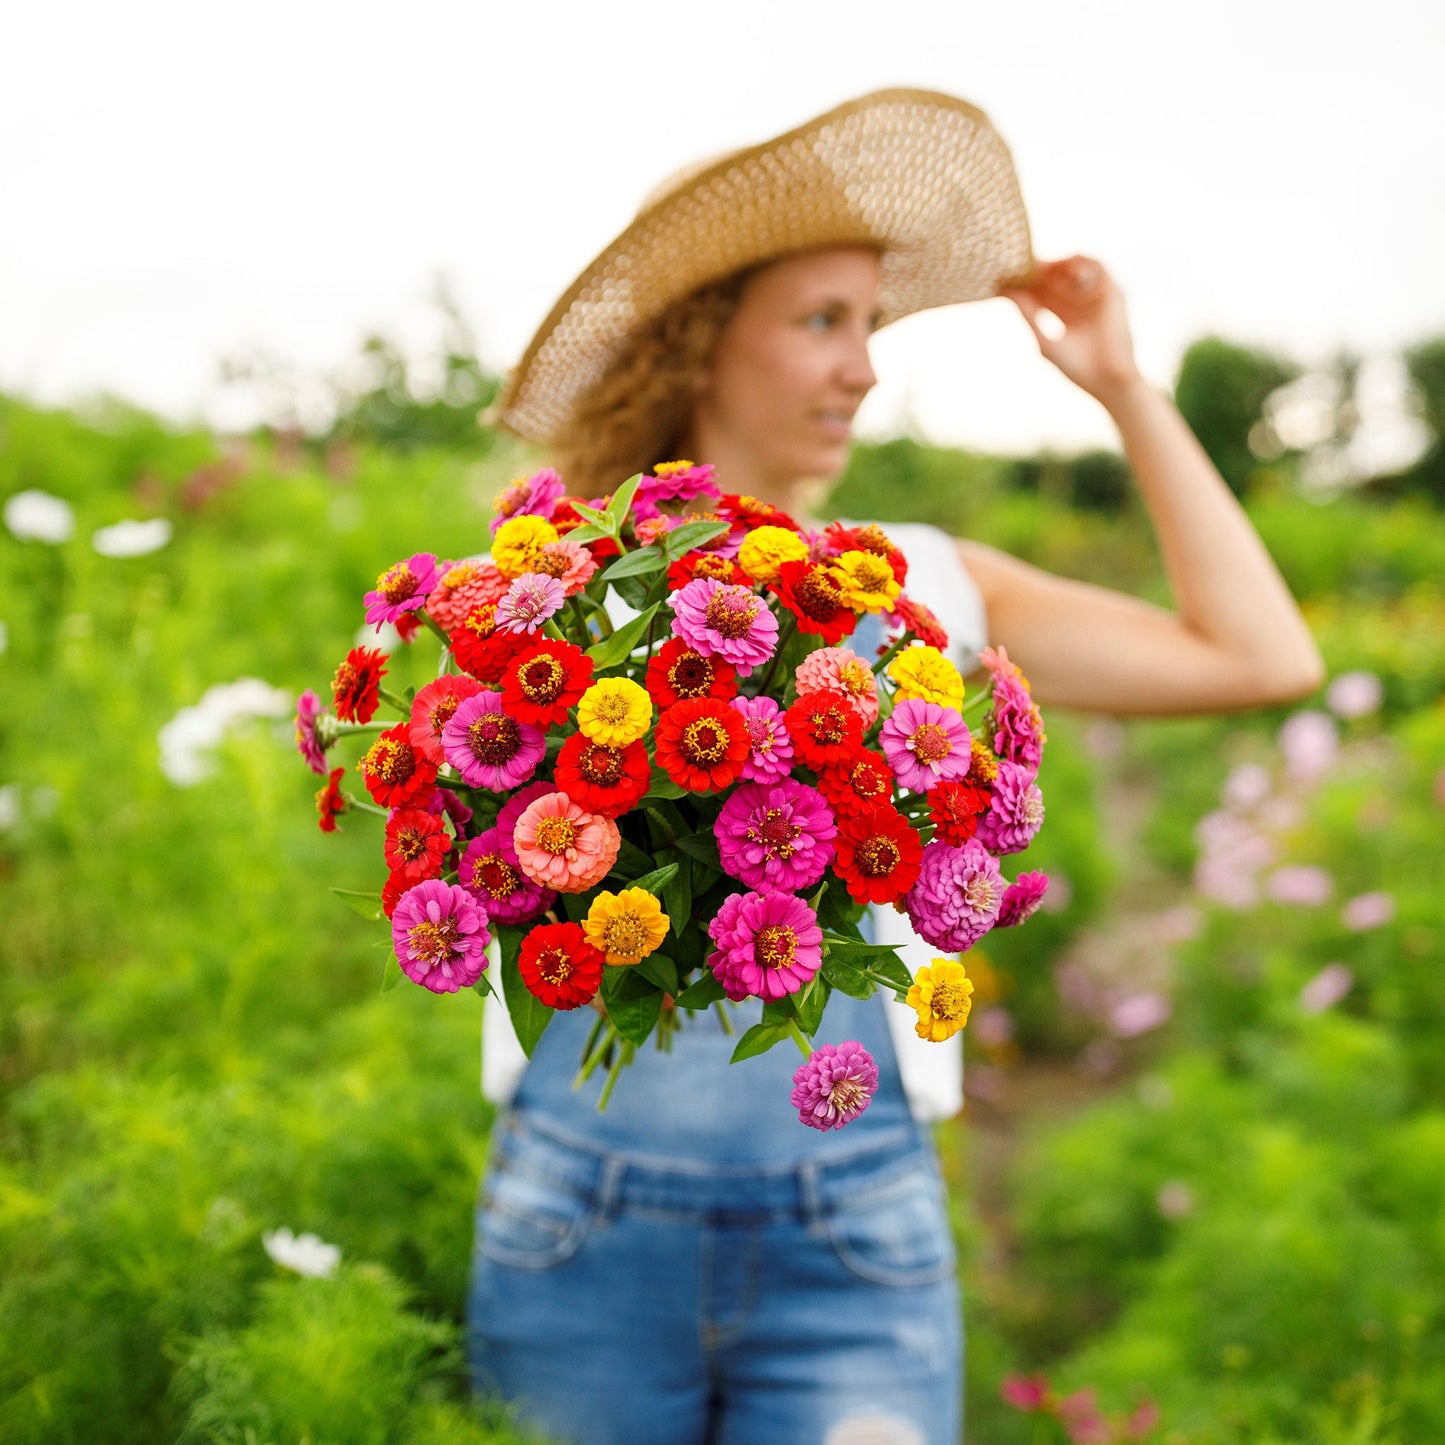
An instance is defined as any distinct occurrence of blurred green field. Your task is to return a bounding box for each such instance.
[2,391,1443,1443]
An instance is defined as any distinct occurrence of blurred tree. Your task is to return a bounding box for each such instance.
[1173,336,1300,499]
[1385,336,1445,505]
[1067,449,1134,512]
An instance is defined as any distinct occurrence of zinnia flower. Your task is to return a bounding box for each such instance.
[906,958,975,1041]
[457,827,556,925]
[644,637,738,709]
[384,807,451,884]
[791,1040,878,1131]
[904,838,1005,952]
[707,888,824,1001]
[737,524,811,584]
[390,878,491,993]
[769,559,855,644]
[669,578,779,675]
[828,550,901,613]
[887,644,965,712]
[518,921,605,1009]
[316,767,348,832]
[554,734,652,818]
[576,677,654,748]
[832,803,923,905]
[655,697,752,793]
[631,460,721,520]
[531,538,598,597]
[888,593,950,650]
[494,571,567,634]
[331,646,387,723]
[490,468,566,534]
[449,601,526,684]
[441,691,546,791]
[997,871,1049,927]
[667,551,748,592]
[408,674,484,765]
[795,647,879,726]
[822,521,907,583]
[980,645,1045,771]
[583,888,671,965]
[358,724,438,808]
[491,515,560,580]
[816,746,895,817]
[294,689,329,775]
[512,791,621,893]
[501,639,594,727]
[880,698,972,793]
[715,778,837,892]
[730,695,795,783]
[425,559,510,632]
[975,761,1045,855]
[927,779,992,845]
[783,689,864,772]
[364,553,439,629]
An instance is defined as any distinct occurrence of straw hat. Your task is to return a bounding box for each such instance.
[496,87,1037,447]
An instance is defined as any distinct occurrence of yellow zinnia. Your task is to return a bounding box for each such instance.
[887,645,965,712]
[828,549,902,613]
[583,888,671,966]
[492,515,560,580]
[576,677,653,747]
[737,525,810,584]
[906,958,975,1042]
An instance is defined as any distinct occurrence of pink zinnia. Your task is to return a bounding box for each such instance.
[490,467,566,535]
[980,645,1045,771]
[707,888,824,1001]
[879,698,972,793]
[390,878,491,993]
[409,674,484,765]
[426,560,509,632]
[669,578,779,676]
[441,691,545,791]
[998,870,1049,927]
[904,838,1005,952]
[494,572,566,634]
[512,791,621,893]
[294,689,328,775]
[790,1040,879,1131]
[364,552,439,629]
[730,695,795,783]
[715,778,837,892]
[632,462,720,521]
[457,826,556,925]
[794,646,879,727]
[975,761,1045,855]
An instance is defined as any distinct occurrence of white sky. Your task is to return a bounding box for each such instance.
[3,0,1443,456]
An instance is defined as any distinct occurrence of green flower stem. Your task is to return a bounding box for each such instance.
[333,720,389,736]
[378,687,410,713]
[596,1041,635,1112]
[961,687,992,719]
[566,596,593,647]
[871,632,909,676]
[786,1018,815,1062]
[420,612,452,647]
[543,619,569,643]
[573,1020,617,1088]
[344,795,388,818]
[713,1001,735,1036]
[644,807,677,846]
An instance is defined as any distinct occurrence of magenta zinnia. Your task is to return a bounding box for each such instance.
[457,826,556,925]
[879,698,972,793]
[441,691,546,791]
[730,695,795,783]
[715,778,837,893]
[490,467,566,534]
[998,870,1049,927]
[980,645,1046,771]
[669,577,779,675]
[707,888,824,1001]
[364,552,439,629]
[791,1041,879,1131]
[904,838,1005,952]
[293,689,329,775]
[390,878,491,993]
[975,761,1045,855]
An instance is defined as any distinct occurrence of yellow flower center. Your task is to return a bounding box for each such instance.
[470,852,520,899]
[534,816,577,855]
[930,983,970,1021]
[755,924,797,969]
[602,916,650,958]
[519,656,565,702]
[377,562,417,603]
[837,660,872,696]
[704,587,762,639]
[909,723,952,765]
[407,917,459,966]
[681,718,728,764]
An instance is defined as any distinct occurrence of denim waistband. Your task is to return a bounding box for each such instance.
[493,1105,933,1226]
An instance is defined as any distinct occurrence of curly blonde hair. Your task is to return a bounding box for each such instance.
[549,269,756,499]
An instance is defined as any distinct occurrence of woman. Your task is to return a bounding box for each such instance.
[468,91,1323,1445]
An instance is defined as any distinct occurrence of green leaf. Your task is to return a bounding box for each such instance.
[661,860,691,934]
[605,472,645,526]
[601,965,663,1045]
[621,862,679,896]
[332,887,384,921]
[585,602,660,670]
[792,976,827,1035]
[820,955,875,1000]
[674,972,726,1009]
[498,925,553,1057]
[640,770,687,802]
[871,952,915,994]
[380,953,409,992]
[674,830,722,872]
[730,1021,790,1063]
[663,519,731,555]
[611,836,657,880]
[600,546,667,581]
[636,953,680,995]
[565,522,611,545]
[569,500,611,527]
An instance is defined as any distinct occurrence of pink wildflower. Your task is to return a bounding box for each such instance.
[1342,890,1395,931]
[1299,962,1353,1013]
[631,461,720,522]
[790,1040,879,1131]
[390,878,491,993]
[669,578,779,676]
[707,888,824,1001]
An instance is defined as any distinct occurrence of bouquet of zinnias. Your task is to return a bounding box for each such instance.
[295,462,1049,1128]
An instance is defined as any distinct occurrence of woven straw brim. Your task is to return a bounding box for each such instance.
[497,88,1037,447]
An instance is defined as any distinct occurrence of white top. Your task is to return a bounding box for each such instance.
[480,519,989,1123]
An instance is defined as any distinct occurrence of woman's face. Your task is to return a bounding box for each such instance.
[685,245,882,497]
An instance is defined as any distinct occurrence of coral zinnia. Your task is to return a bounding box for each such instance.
[730,695,795,784]
[782,689,864,772]
[358,724,438,808]
[583,888,670,966]
[644,637,738,709]
[707,888,824,1001]
[364,553,439,629]
[654,697,752,793]
[457,827,556,925]
[906,958,975,1041]
[512,791,621,893]
[554,734,652,818]
[791,1040,879,1131]
[384,807,451,884]
[669,578,779,675]
[409,675,484,766]
[715,778,837,892]
[879,699,973,793]
[832,803,924,905]
[331,646,388,724]
[576,677,653,749]
[518,921,605,1009]
[425,559,510,632]
[501,639,594,727]
[390,878,491,994]
[769,559,855,645]
[795,646,879,727]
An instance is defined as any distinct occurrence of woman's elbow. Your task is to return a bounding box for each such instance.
[1254,643,1327,706]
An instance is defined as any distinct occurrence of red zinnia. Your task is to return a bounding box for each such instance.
[770,559,855,645]
[331,646,387,723]
[409,675,483,765]
[823,521,908,585]
[666,552,749,592]
[501,639,594,727]
[928,780,993,845]
[357,724,438,808]
[644,637,739,709]
[381,869,411,919]
[518,921,605,1009]
[889,593,950,651]
[654,697,752,793]
[554,734,652,818]
[384,807,451,884]
[817,745,896,817]
[717,492,801,534]
[394,612,423,644]
[449,601,524,684]
[316,767,348,832]
[833,803,924,905]
[783,689,864,772]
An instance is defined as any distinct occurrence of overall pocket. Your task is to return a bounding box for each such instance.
[824,1159,956,1287]
[476,1126,598,1272]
